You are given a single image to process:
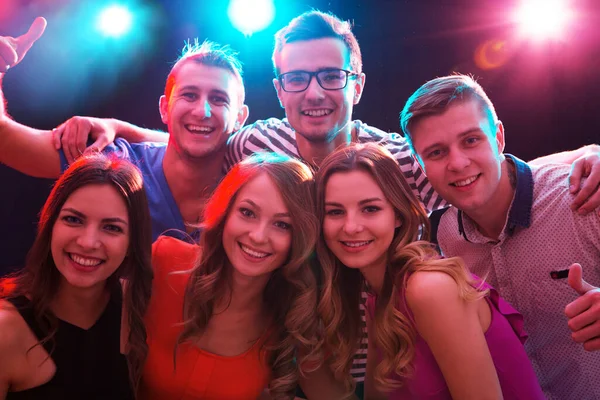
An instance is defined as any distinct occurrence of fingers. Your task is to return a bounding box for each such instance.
[87,134,111,154]
[0,37,18,72]
[58,117,91,164]
[569,158,586,195]
[571,320,600,346]
[15,17,47,60]
[568,305,597,331]
[583,336,600,352]
[0,17,46,73]
[568,263,595,296]
[571,166,600,215]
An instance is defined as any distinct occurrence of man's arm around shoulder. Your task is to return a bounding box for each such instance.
[0,115,61,178]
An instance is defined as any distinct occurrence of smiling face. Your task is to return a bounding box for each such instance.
[323,169,399,274]
[410,100,506,214]
[273,37,364,145]
[50,184,130,291]
[222,172,293,280]
[160,61,248,160]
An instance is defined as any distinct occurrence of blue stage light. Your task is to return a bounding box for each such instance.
[97,5,133,38]
[228,0,275,36]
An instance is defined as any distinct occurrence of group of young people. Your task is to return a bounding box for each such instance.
[0,9,599,400]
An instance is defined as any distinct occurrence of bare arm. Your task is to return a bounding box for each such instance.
[406,271,503,400]
[0,304,24,399]
[0,17,60,178]
[364,312,386,400]
[0,108,61,178]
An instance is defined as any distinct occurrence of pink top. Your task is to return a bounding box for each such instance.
[366,279,544,399]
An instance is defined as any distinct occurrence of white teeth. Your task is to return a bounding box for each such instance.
[69,253,102,267]
[240,244,270,258]
[341,241,371,248]
[302,109,331,117]
[187,125,213,133]
[453,175,478,187]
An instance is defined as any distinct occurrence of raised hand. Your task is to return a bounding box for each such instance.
[0,17,47,73]
[565,263,600,351]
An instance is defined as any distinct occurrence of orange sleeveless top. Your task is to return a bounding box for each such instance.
[139,236,271,400]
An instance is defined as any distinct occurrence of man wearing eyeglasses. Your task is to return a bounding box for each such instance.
[225,10,447,210]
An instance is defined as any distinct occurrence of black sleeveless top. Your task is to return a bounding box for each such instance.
[6,291,134,400]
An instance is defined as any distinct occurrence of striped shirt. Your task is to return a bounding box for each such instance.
[227,118,445,382]
[437,156,600,400]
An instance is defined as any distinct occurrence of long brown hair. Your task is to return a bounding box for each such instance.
[178,152,321,399]
[316,143,484,393]
[0,154,153,393]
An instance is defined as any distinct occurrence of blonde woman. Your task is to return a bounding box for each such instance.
[140,152,322,400]
[315,143,543,400]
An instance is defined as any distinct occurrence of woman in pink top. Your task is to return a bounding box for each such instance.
[315,143,544,400]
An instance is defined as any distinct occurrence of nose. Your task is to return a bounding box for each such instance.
[342,213,364,235]
[76,225,101,250]
[447,149,471,171]
[304,75,326,101]
[192,98,212,119]
[248,223,268,244]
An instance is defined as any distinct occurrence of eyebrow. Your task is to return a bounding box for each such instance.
[61,208,128,225]
[420,127,483,154]
[178,85,230,98]
[284,67,345,74]
[240,199,290,218]
[325,197,384,207]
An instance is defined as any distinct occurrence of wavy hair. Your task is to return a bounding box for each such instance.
[0,154,153,394]
[177,152,322,399]
[315,143,485,393]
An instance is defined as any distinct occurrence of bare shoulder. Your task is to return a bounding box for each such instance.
[405,271,461,312]
[0,300,28,362]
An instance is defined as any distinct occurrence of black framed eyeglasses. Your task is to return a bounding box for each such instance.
[278,68,358,92]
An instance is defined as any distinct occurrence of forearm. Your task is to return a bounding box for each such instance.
[111,118,168,143]
[0,117,61,178]
[529,144,600,165]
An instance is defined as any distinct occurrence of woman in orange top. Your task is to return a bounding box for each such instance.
[139,153,323,400]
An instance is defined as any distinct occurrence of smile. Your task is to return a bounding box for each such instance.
[301,109,332,117]
[451,174,480,187]
[185,124,214,134]
[340,240,373,248]
[239,243,271,259]
[68,253,104,267]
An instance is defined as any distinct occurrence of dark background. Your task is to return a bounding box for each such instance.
[1,0,599,274]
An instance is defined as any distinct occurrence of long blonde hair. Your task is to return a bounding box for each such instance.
[178,152,322,399]
[315,143,485,393]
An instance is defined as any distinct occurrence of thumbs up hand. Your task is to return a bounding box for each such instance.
[565,263,600,351]
[0,17,47,73]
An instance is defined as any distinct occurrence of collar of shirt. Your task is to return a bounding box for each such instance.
[458,154,534,242]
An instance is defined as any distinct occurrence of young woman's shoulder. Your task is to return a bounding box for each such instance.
[0,300,29,372]
[152,236,201,275]
[405,271,462,312]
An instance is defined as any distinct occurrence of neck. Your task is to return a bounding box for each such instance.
[359,258,387,296]
[163,145,225,220]
[465,159,516,239]
[50,280,111,329]
[296,122,355,167]
[217,270,270,313]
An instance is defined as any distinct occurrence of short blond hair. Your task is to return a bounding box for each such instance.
[400,74,498,152]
